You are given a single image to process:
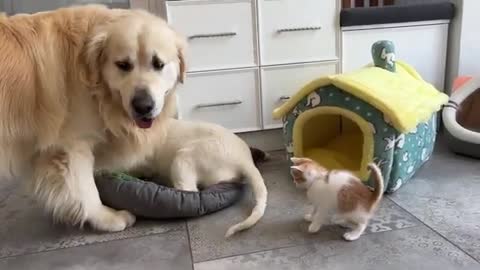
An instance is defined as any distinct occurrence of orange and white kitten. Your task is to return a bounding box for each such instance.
[290,157,384,241]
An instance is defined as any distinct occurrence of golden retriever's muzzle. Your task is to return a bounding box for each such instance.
[131,88,155,129]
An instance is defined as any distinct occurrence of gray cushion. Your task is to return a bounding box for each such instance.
[95,172,245,219]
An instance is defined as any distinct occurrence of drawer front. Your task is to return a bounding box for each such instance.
[258,0,338,65]
[177,69,261,132]
[262,62,338,129]
[166,0,257,72]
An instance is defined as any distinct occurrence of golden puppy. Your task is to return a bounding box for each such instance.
[0,5,186,231]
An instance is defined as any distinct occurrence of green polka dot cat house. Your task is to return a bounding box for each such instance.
[273,41,448,193]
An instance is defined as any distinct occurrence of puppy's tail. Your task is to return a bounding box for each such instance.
[368,163,384,209]
[225,163,267,238]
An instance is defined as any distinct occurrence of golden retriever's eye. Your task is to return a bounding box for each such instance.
[115,60,133,72]
[152,55,165,71]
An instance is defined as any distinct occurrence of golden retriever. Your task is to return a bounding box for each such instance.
[0,5,186,231]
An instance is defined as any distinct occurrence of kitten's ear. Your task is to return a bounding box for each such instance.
[290,165,303,172]
[290,166,305,180]
[290,157,313,165]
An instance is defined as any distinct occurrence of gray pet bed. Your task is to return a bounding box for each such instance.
[443,77,480,158]
[95,172,245,218]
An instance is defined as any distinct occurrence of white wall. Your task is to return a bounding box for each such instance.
[1,0,129,14]
[446,0,480,93]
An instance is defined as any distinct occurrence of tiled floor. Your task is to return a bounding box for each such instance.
[1,136,479,270]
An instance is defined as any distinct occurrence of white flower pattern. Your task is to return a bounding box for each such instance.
[306,92,321,107]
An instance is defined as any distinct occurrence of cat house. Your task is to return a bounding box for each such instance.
[273,41,448,193]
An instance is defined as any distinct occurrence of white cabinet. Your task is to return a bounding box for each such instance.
[342,20,449,91]
[163,0,340,132]
[258,0,338,65]
[177,69,261,132]
[166,0,257,72]
[261,62,337,129]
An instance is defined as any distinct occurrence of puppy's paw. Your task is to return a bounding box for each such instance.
[89,206,136,232]
[304,213,312,222]
[118,210,136,227]
[308,223,321,234]
[343,231,361,241]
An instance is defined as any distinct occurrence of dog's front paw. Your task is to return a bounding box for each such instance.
[343,231,361,241]
[308,223,321,233]
[89,206,136,232]
[304,213,313,222]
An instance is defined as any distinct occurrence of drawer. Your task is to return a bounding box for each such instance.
[166,0,257,72]
[258,0,338,65]
[261,61,338,129]
[177,69,261,132]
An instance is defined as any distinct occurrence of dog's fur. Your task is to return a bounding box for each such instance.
[0,5,186,231]
[130,118,269,237]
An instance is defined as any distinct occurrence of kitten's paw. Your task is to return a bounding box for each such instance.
[308,223,321,233]
[304,213,312,222]
[343,231,361,241]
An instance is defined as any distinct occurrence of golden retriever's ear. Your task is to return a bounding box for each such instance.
[85,30,108,84]
[175,34,188,84]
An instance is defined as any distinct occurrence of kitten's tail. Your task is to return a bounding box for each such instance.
[225,163,267,238]
[368,163,384,208]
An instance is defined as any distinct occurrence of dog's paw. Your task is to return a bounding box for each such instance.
[89,206,136,232]
[118,210,136,227]
[304,213,312,222]
[308,223,321,234]
[343,231,361,241]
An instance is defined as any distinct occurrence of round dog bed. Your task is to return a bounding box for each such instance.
[442,76,480,158]
[94,172,245,219]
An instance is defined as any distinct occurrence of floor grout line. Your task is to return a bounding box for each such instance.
[0,224,184,261]
[185,221,195,270]
[193,224,423,265]
[388,197,480,264]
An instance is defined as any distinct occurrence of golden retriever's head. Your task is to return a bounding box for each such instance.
[86,9,186,129]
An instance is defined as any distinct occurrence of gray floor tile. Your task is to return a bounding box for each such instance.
[0,229,192,270]
[0,178,184,258]
[194,226,479,270]
[188,154,419,262]
[390,139,480,261]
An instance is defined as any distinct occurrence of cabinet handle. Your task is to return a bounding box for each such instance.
[195,100,243,109]
[188,32,237,40]
[279,95,291,101]
[276,26,322,34]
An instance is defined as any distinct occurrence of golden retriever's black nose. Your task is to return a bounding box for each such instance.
[131,89,155,116]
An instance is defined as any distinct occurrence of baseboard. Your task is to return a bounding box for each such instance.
[237,129,286,152]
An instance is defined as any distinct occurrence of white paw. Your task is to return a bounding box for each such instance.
[343,231,361,241]
[89,207,136,232]
[304,213,312,222]
[308,223,321,233]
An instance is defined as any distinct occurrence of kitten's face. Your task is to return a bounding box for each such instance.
[290,157,328,189]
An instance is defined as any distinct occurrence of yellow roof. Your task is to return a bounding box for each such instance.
[273,61,448,133]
